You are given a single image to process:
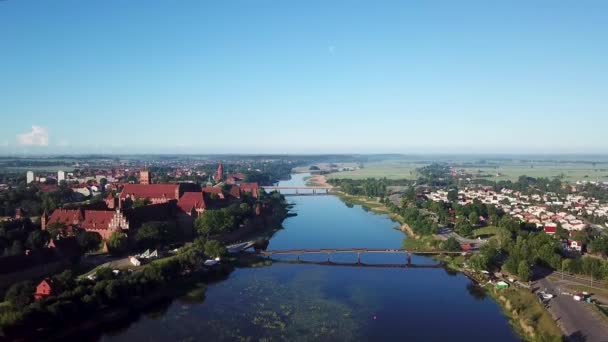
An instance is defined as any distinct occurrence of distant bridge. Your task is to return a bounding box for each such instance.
[257,248,470,263]
[271,259,445,269]
[260,186,333,196]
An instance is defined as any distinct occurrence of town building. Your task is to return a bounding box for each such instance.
[26,171,34,184]
[118,183,181,208]
[42,208,129,240]
[57,170,65,183]
[139,170,150,185]
[34,279,56,300]
[213,163,224,183]
[177,192,206,217]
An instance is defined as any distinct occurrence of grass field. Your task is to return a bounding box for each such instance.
[325,159,608,182]
[327,161,426,180]
[473,226,501,238]
[462,162,608,182]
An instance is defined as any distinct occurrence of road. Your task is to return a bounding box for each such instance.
[435,227,488,245]
[535,272,608,341]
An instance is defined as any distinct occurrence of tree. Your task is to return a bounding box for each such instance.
[46,222,67,239]
[76,230,102,253]
[517,260,532,282]
[26,229,50,250]
[456,219,473,237]
[99,178,108,193]
[135,222,176,249]
[107,231,128,256]
[444,237,461,251]
[5,281,35,307]
[133,198,151,208]
[53,270,75,290]
[195,209,235,238]
[468,212,479,226]
[204,240,226,259]
[447,188,459,202]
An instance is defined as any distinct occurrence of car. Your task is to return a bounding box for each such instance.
[538,291,554,300]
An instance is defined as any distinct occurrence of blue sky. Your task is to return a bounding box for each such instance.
[0,0,606,154]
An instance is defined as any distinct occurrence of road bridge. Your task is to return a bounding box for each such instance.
[260,186,333,196]
[271,259,445,269]
[257,248,470,263]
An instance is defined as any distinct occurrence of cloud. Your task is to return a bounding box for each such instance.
[17,126,49,146]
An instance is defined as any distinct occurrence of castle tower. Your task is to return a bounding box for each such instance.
[140,169,150,185]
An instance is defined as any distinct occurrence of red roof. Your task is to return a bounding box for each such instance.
[544,226,557,234]
[47,209,115,231]
[48,208,84,226]
[460,243,474,251]
[239,182,259,198]
[38,184,59,193]
[178,192,206,213]
[119,184,179,200]
[80,211,115,231]
[229,185,241,198]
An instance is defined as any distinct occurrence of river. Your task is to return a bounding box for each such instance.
[99,173,517,341]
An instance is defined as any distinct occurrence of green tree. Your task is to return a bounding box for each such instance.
[46,222,67,239]
[53,270,75,290]
[76,230,102,253]
[5,281,34,307]
[133,198,151,208]
[135,221,176,249]
[468,212,479,226]
[447,188,459,202]
[456,220,473,237]
[204,240,226,259]
[444,237,461,251]
[26,229,50,250]
[107,231,128,256]
[195,209,235,238]
[517,260,532,282]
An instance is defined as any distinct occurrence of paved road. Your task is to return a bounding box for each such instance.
[435,227,488,245]
[535,276,608,341]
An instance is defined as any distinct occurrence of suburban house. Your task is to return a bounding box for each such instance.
[34,278,57,300]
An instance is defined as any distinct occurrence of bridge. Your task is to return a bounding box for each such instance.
[260,186,333,196]
[271,259,445,269]
[257,248,470,263]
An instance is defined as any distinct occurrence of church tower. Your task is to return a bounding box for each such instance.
[140,169,150,185]
[213,163,224,183]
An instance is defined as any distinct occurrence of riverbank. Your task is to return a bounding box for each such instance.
[330,191,564,341]
[305,174,333,187]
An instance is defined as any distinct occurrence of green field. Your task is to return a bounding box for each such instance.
[327,161,426,180]
[324,158,608,182]
[473,226,501,238]
[462,162,608,182]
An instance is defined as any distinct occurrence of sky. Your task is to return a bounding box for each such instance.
[0,0,607,155]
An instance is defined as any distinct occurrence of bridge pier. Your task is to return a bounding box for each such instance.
[357,252,361,264]
[326,253,330,262]
[407,253,412,266]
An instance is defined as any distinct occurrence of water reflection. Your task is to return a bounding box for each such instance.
[98,174,517,341]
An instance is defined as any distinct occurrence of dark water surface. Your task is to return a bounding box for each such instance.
[100,174,517,341]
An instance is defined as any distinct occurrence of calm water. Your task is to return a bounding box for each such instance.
[100,174,517,341]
